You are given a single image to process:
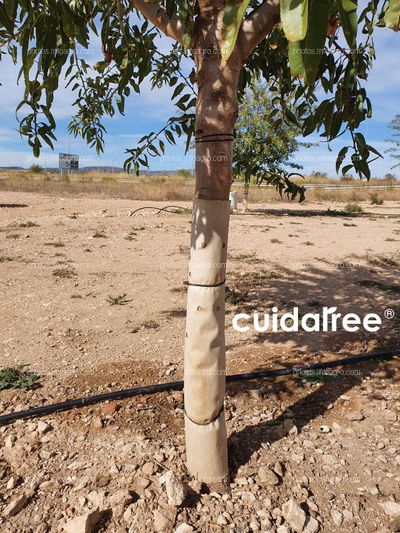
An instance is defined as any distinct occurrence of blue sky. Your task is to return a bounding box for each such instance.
[0,17,398,178]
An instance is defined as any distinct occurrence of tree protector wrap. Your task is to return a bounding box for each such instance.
[184,198,230,483]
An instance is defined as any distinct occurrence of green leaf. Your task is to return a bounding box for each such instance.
[0,2,14,34]
[329,111,343,140]
[281,0,309,42]
[172,83,185,99]
[285,108,299,125]
[288,41,305,78]
[287,0,328,84]
[336,146,349,173]
[337,0,358,50]
[221,0,250,66]
[302,0,330,84]
[381,0,400,30]
[4,0,17,20]
[356,158,371,179]
[342,164,353,175]
[165,130,175,144]
[178,1,194,48]
[365,144,382,158]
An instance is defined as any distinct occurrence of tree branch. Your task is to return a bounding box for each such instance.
[130,0,186,46]
[238,0,280,61]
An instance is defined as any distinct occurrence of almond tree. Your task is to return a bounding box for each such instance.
[233,82,310,209]
[1,0,398,486]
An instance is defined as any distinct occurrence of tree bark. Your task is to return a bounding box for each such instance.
[183,12,241,485]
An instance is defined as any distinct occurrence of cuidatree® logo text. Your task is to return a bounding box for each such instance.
[232,307,382,333]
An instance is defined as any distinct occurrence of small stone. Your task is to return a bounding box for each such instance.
[5,435,16,449]
[258,466,280,485]
[134,477,150,492]
[217,515,228,525]
[322,454,336,466]
[87,491,105,508]
[292,451,305,463]
[304,516,320,533]
[390,516,400,532]
[3,493,30,517]
[384,410,398,422]
[282,498,307,532]
[159,471,187,507]
[343,509,354,521]
[91,417,104,430]
[320,425,330,433]
[101,402,118,416]
[380,501,400,517]
[39,480,58,491]
[346,411,364,421]
[331,510,343,526]
[142,462,155,476]
[175,524,194,533]
[109,464,120,475]
[307,500,319,513]
[123,504,135,523]
[249,389,263,400]
[153,510,172,532]
[64,508,100,533]
[7,476,21,490]
[107,489,133,508]
[249,518,260,531]
[37,421,52,434]
[261,518,273,529]
[277,527,290,533]
[273,462,284,478]
[27,422,36,432]
[95,474,110,488]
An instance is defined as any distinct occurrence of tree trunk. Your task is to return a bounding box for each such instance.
[243,180,250,212]
[183,12,241,485]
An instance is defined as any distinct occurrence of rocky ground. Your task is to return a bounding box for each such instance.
[0,191,399,532]
[0,360,399,533]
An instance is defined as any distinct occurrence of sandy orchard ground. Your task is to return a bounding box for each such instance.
[0,191,399,533]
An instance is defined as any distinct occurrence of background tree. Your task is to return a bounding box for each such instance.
[1,0,398,487]
[233,82,312,208]
[29,163,44,173]
[386,114,400,169]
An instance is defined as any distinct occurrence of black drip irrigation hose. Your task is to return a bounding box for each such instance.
[0,349,399,426]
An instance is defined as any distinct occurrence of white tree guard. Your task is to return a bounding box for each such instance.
[184,198,230,483]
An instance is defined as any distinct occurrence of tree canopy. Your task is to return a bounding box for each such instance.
[0,0,398,183]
